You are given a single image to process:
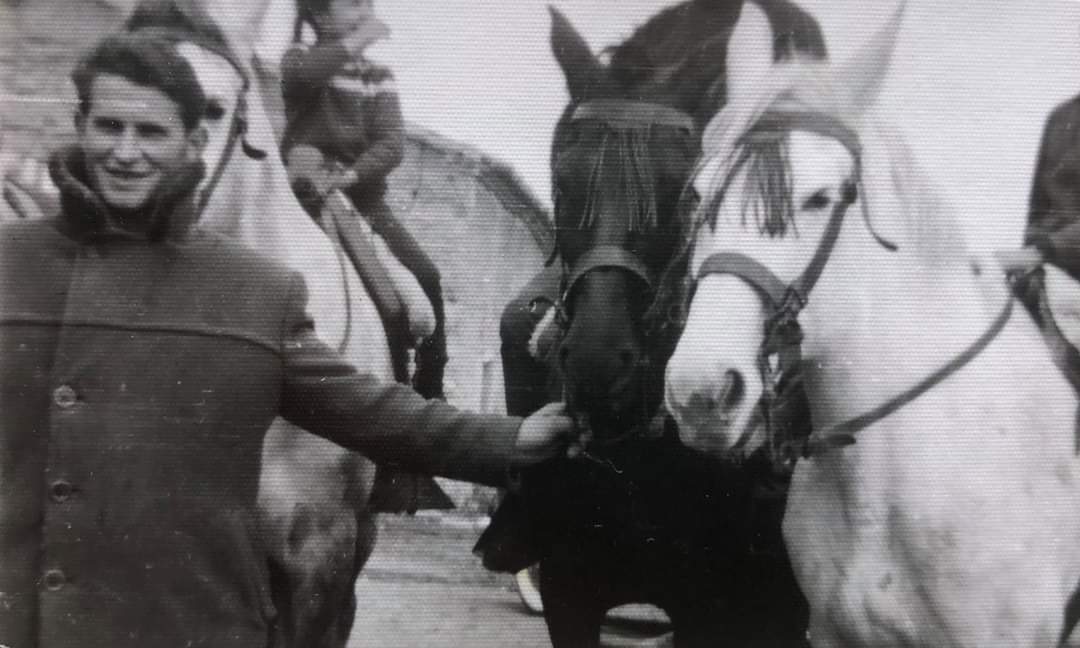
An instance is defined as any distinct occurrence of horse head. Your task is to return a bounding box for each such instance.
[548,0,824,440]
[665,1,912,460]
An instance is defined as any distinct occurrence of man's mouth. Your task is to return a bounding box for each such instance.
[103,167,153,183]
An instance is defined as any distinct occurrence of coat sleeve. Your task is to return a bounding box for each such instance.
[281,41,351,102]
[1026,97,1080,281]
[277,273,522,487]
[347,74,405,187]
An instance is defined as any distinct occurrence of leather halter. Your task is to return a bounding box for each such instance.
[571,100,695,133]
[129,28,268,216]
[195,86,267,216]
[693,109,1014,469]
[559,100,694,307]
[550,99,696,457]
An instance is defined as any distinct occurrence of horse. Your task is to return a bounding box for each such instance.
[477,2,826,645]
[67,2,399,645]
[664,3,1080,646]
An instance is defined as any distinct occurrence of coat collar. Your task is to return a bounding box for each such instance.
[48,145,205,243]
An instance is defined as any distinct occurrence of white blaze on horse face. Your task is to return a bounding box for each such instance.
[665,130,855,457]
[175,42,246,196]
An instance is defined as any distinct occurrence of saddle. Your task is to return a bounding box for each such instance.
[288,147,452,514]
[286,145,436,355]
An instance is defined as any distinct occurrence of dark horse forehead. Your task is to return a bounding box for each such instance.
[559,98,697,239]
[572,100,695,133]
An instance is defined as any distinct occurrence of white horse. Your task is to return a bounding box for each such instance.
[172,32,401,647]
[664,3,1080,646]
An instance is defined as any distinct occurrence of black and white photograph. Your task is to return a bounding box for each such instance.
[4,0,1080,646]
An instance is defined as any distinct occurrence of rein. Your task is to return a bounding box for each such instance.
[693,109,1015,469]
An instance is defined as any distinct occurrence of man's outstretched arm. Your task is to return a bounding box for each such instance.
[277,274,575,487]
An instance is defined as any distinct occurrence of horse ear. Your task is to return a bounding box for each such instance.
[549,5,605,102]
[833,1,906,117]
[753,0,827,61]
[726,1,776,106]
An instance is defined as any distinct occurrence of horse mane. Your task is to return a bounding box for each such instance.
[565,2,751,232]
[607,1,734,106]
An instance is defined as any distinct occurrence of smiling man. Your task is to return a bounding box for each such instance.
[0,32,574,648]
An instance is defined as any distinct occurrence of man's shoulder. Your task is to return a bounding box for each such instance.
[181,229,302,290]
[0,218,67,254]
[1047,95,1080,129]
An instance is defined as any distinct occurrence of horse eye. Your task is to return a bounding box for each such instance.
[205,100,226,122]
[801,190,831,212]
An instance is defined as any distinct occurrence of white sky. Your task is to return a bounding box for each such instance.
[260,1,1080,251]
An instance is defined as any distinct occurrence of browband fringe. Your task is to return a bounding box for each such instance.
[578,126,660,234]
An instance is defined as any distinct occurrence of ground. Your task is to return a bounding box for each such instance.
[349,514,673,648]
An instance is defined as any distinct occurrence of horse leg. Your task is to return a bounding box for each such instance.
[326,455,380,647]
[660,594,726,648]
[539,555,607,648]
[262,431,377,648]
[266,501,358,648]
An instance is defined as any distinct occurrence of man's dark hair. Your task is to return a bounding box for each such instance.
[71,33,207,131]
[296,0,332,23]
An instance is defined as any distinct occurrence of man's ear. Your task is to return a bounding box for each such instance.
[186,125,208,163]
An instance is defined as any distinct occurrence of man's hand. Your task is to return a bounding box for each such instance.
[513,403,579,466]
[341,19,391,55]
[994,246,1043,273]
[331,168,359,192]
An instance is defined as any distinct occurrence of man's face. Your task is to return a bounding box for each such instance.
[316,0,375,40]
[77,73,204,213]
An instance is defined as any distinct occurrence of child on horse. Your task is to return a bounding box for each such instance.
[282,0,447,401]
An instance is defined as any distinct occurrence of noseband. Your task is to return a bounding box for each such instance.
[557,100,695,308]
[692,110,1014,470]
[195,79,267,216]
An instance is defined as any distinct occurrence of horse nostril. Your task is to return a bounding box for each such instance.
[718,369,745,411]
[617,348,637,370]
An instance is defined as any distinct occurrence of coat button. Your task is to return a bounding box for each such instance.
[52,385,78,409]
[49,480,73,503]
[43,569,66,591]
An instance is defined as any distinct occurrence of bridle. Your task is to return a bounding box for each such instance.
[556,99,695,311]
[545,99,697,451]
[133,30,269,215]
[692,109,1014,471]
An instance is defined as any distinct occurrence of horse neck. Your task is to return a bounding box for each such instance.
[801,232,1012,429]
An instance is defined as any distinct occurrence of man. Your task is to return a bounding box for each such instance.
[1000,93,1080,388]
[0,33,573,647]
[1000,93,1080,278]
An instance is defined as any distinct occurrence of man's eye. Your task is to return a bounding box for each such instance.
[205,100,226,122]
[801,190,831,212]
[136,124,168,139]
[92,118,123,134]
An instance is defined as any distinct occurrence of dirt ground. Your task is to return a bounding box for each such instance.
[347,513,673,648]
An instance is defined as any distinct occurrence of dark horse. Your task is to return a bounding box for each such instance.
[476,1,826,646]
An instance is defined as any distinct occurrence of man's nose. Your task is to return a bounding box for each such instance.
[112,129,142,163]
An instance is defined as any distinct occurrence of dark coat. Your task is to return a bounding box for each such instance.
[0,149,519,648]
[1027,93,1080,281]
